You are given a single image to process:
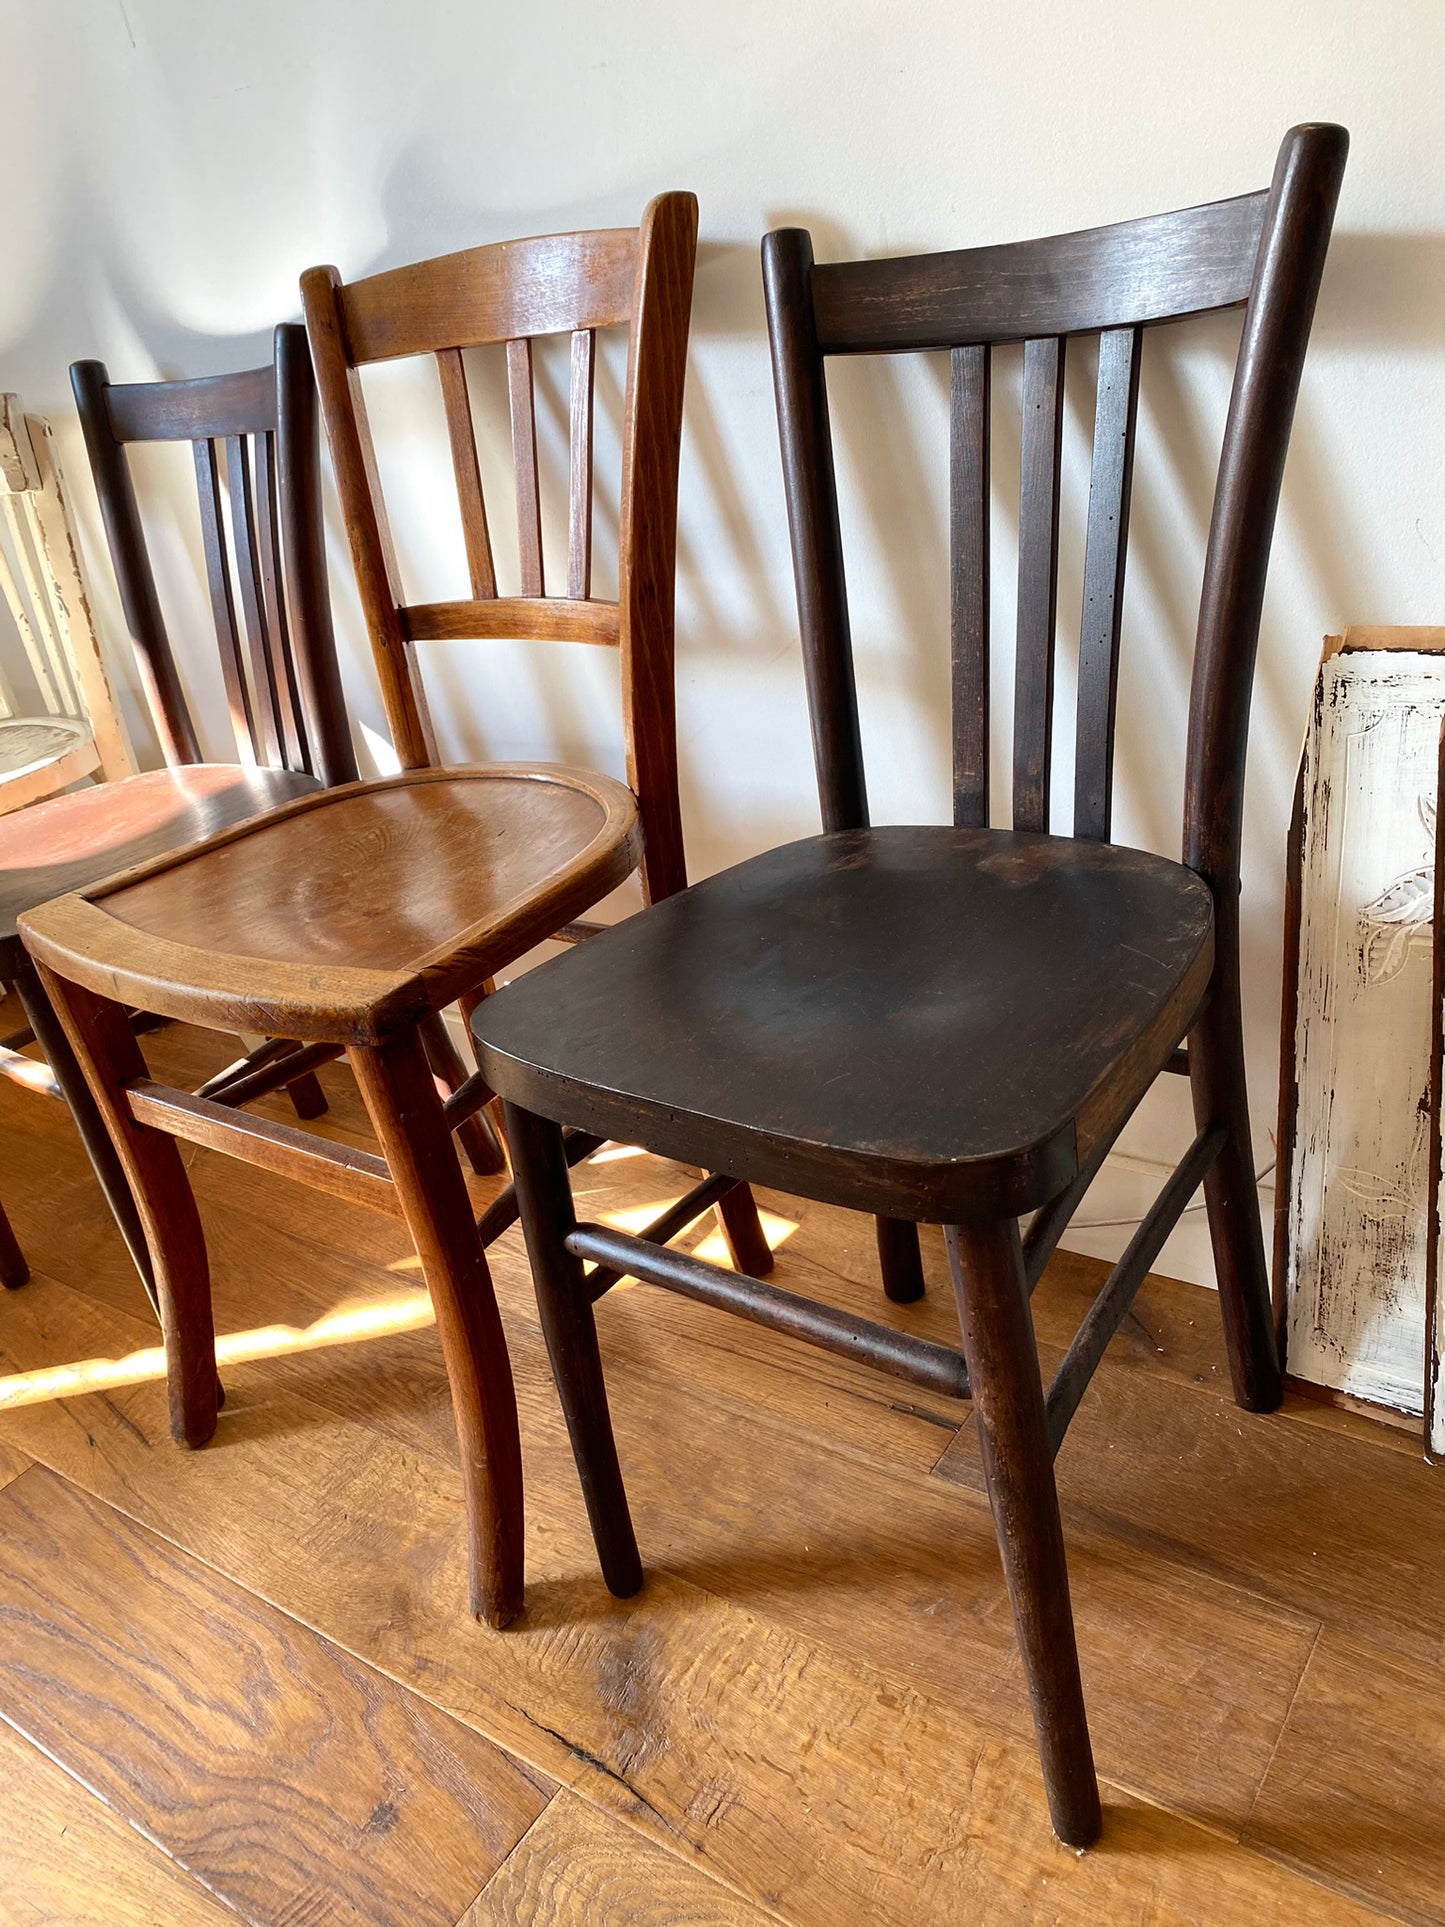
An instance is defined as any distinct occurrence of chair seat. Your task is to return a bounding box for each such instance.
[18,766,641,1044]
[474,826,1215,1219]
[0,763,319,968]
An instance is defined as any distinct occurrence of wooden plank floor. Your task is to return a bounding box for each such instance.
[0,1019,1441,1925]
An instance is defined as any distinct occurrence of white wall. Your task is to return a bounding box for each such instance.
[4,0,1443,1278]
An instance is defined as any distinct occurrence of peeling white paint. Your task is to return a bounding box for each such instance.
[1285,649,1445,1417]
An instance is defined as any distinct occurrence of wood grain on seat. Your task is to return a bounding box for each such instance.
[477,827,1214,1220]
[20,766,641,1044]
[0,763,317,964]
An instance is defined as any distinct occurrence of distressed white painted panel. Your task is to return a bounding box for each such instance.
[1286,650,1445,1415]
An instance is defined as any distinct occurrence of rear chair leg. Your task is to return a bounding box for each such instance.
[505,1101,642,1599]
[419,1008,507,1177]
[715,1183,774,1277]
[876,1215,926,1303]
[0,1196,28,1290]
[1188,925,1282,1412]
[946,1217,1101,1848]
[350,1028,524,1628]
[33,965,218,1448]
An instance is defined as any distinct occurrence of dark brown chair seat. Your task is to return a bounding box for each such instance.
[478,826,1213,1220]
[0,764,316,970]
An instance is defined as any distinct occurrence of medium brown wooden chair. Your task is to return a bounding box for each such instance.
[21,192,769,1632]
[0,325,356,1308]
[471,126,1347,1843]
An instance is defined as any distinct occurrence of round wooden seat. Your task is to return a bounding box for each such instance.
[474,825,1215,1219]
[19,766,640,1043]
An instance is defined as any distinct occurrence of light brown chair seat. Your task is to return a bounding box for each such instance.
[27,767,638,1042]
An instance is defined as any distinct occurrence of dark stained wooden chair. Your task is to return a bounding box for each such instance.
[0,325,358,1312]
[21,193,766,1633]
[472,126,1348,1844]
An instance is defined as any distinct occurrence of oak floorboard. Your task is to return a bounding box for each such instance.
[459,1790,782,1926]
[0,1463,551,1927]
[0,1712,239,1927]
[0,1350,1379,1924]
[934,1355,1445,1671]
[2,1222,1310,1840]
[1245,1630,1445,1925]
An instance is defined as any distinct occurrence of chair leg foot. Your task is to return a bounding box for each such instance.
[31,965,218,1448]
[876,1216,925,1303]
[946,1218,1101,1849]
[716,1183,773,1278]
[507,1102,642,1599]
[350,1030,524,1627]
[1188,954,1282,1413]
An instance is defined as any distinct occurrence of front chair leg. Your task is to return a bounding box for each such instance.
[945,1217,1101,1848]
[33,965,218,1448]
[349,1028,524,1628]
[505,1101,642,1599]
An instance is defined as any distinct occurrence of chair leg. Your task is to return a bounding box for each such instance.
[15,958,161,1321]
[0,1194,28,1289]
[876,1215,926,1303]
[284,1068,329,1120]
[418,1009,507,1177]
[505,1101,642,1599]
[715,1183,774,1278]
[1188,913,1282,1413]
[349,1028,524,1628]
[31,965,218,1448]
[945,1217,1101,1848]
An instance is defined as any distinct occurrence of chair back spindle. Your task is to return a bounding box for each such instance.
[71,324,357,786]
[301,193,698,902]
[764,124,1347,896]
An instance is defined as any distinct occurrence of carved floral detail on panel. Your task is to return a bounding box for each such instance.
[1357,793,1436,986]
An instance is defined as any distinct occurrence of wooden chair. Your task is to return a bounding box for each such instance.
[470,125,1348,1844]
[21,192,766,1632]
[0,326,357,1306]
[0,395,134,814]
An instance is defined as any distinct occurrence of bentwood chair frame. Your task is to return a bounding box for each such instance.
[473,126,1347,1843]
[0,327,354,1308]
[300,193,770,1269]
[23,195,766,1634]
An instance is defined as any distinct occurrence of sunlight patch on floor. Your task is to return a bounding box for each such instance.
[0,1291,436,1412]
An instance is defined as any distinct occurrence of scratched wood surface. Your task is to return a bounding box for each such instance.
[1280,634,1445,1418]
[0,1014,1437,1922]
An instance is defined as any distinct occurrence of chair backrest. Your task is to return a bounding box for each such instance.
[70,323,357,787]
[763,124,1347,905]
[300,192,698,901]
[0,396,133,786]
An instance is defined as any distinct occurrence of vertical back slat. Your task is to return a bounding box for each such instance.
[193,438,256,762]
[253,429,309,771]
[506,337,544,597]
[567,328,595,598]
[19,494,83,715]
[949,343,991,828]
[0,513,44,711]
[762,227,868,833]
[224,434,282,766]
[437,347,496,599]
[0,495,65,712]
[1013,335,1066,833]
[1074,325,1142,839]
